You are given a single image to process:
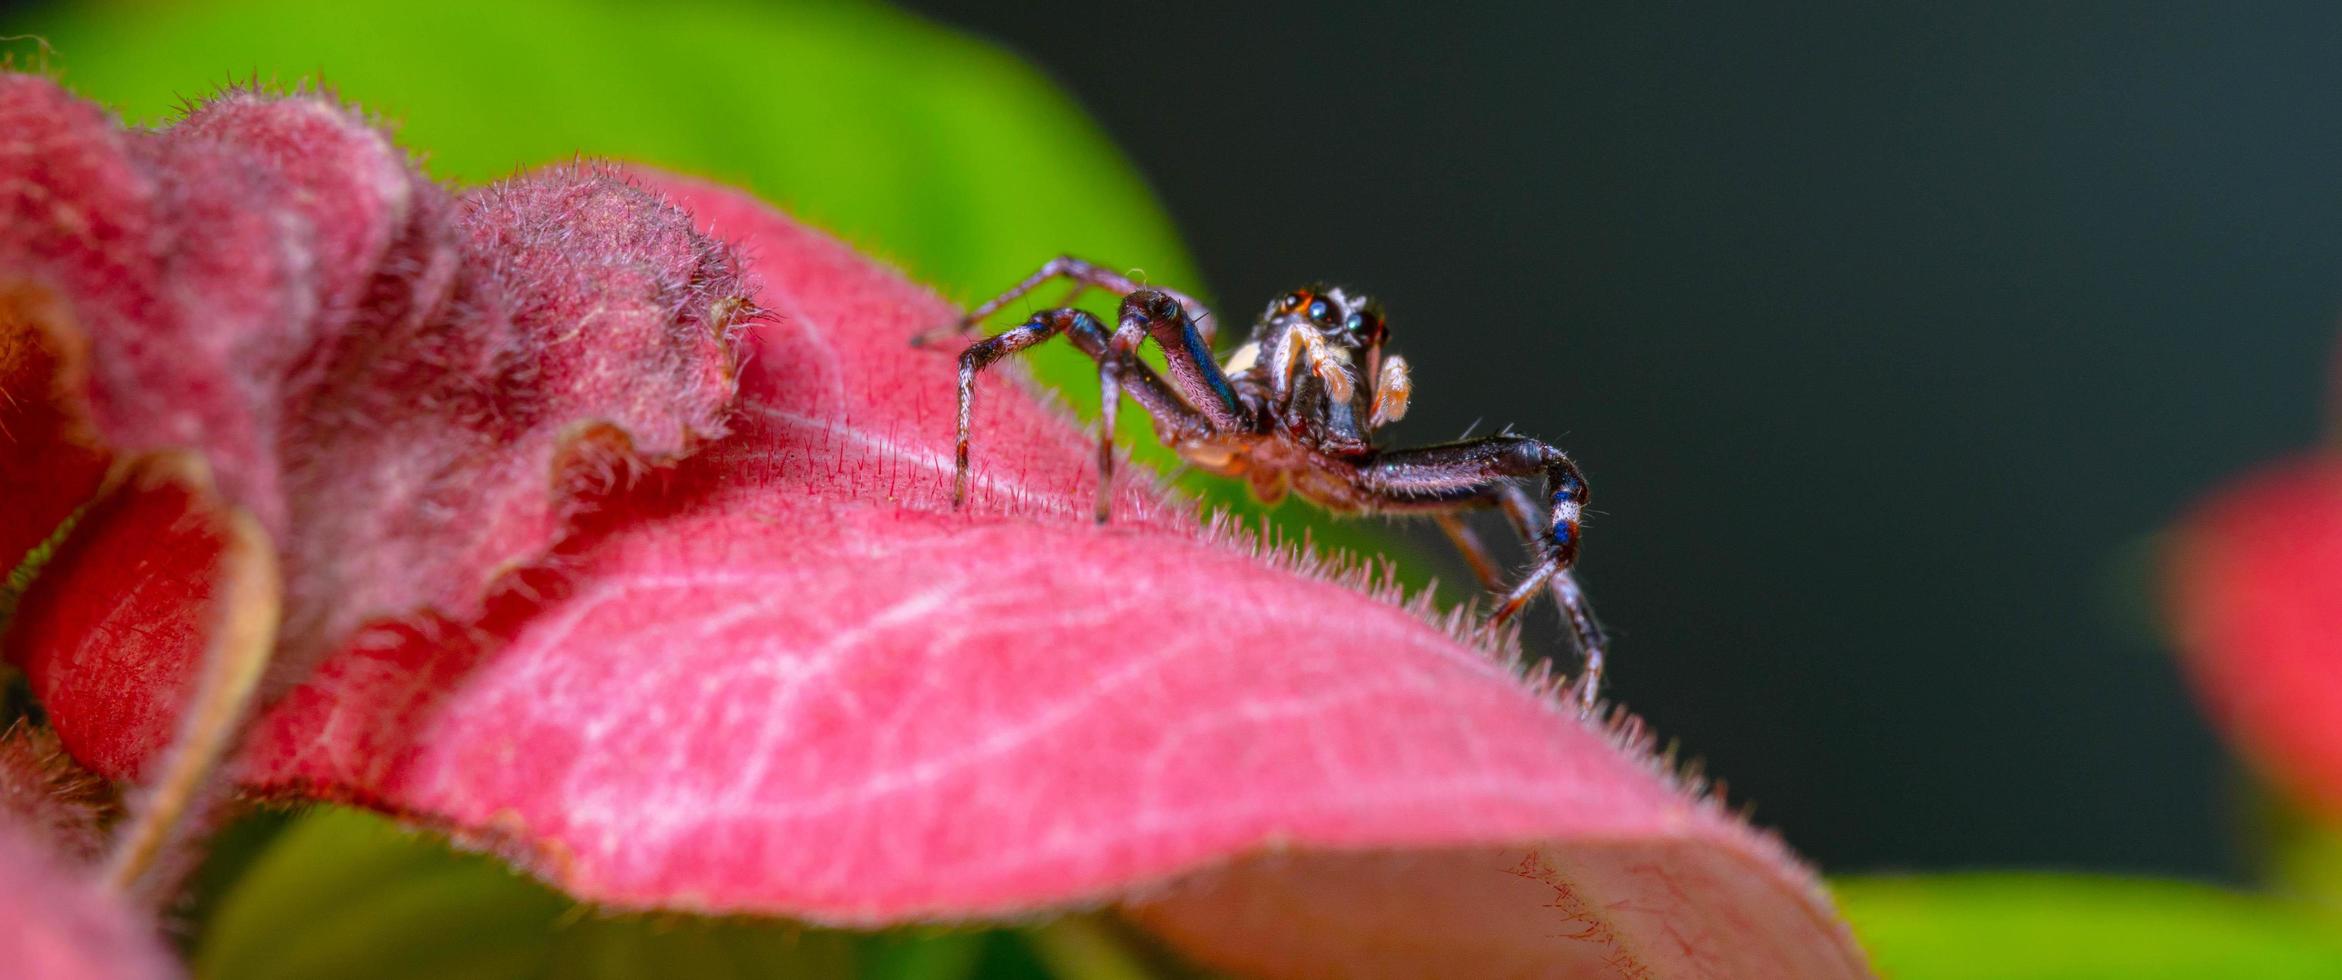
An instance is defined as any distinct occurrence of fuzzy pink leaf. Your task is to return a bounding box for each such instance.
[69,176,1859,976]
[0,820,176,980]
[0,76,752,703]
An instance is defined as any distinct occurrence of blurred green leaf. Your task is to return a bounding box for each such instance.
[2250,788,2342,924]
[1836,873,2342,979]
[200,808,570,979]
[197,806,1180,980]
[1021,917,1157,980]
[2273,821,2342,921]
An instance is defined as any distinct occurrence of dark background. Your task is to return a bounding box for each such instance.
[900,2,2342,880]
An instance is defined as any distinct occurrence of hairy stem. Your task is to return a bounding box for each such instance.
[103,507,279,900]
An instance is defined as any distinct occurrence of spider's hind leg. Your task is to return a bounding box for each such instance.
[1359,437,1608,709]
[1491,483,1607,709]
[1431,513,1508,593]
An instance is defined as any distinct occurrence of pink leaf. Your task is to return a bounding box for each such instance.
[4,75,1867,975]
[0,817,173,980]
[2167,456,2342,819]
[0,719,159,979]
[0,745,170,980]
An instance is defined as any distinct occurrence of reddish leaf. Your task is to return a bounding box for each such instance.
[0,819,175,980]
[40,171,1859,973]
[0,75,752,696]
[0,77,118,573]
[12,464,239,777]
[2167,456,2342,818]
[0,293,106,574]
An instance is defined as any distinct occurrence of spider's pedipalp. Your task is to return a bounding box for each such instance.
[1268,323,1355,403]
[1370,354,1412,429]
[1221,340,1261,376]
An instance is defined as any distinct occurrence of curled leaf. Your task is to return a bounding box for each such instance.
[0,75,752,698]
[0,76,755,792]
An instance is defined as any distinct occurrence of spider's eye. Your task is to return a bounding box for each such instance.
[1342,312,1366,334]
[1344,310,1385,341]
[1279,291,1310,314]
[1306,298,1334,323]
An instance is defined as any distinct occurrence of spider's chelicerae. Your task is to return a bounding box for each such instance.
[925,257,1608,708]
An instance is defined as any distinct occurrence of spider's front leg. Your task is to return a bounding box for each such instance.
[1430,513,1507,592]
[1103,289,1247,429]
[953,306,1217,520]
[1089,288,1254,519]
[1356,436,1609,709]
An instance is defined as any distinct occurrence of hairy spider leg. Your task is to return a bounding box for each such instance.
[1431,513,1508,592]
[954,307,1214,515]
[1359,436,1607,709]
[918,254,1217,347]
[1489,482,1608,709]
[1098,289,1252,521]
[1106,290,1247,427]
[1431,486,1608,705]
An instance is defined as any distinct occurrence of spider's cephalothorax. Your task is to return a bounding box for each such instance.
[922,256,1608,709]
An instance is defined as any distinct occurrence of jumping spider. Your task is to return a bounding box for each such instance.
[923,257,1608,709]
